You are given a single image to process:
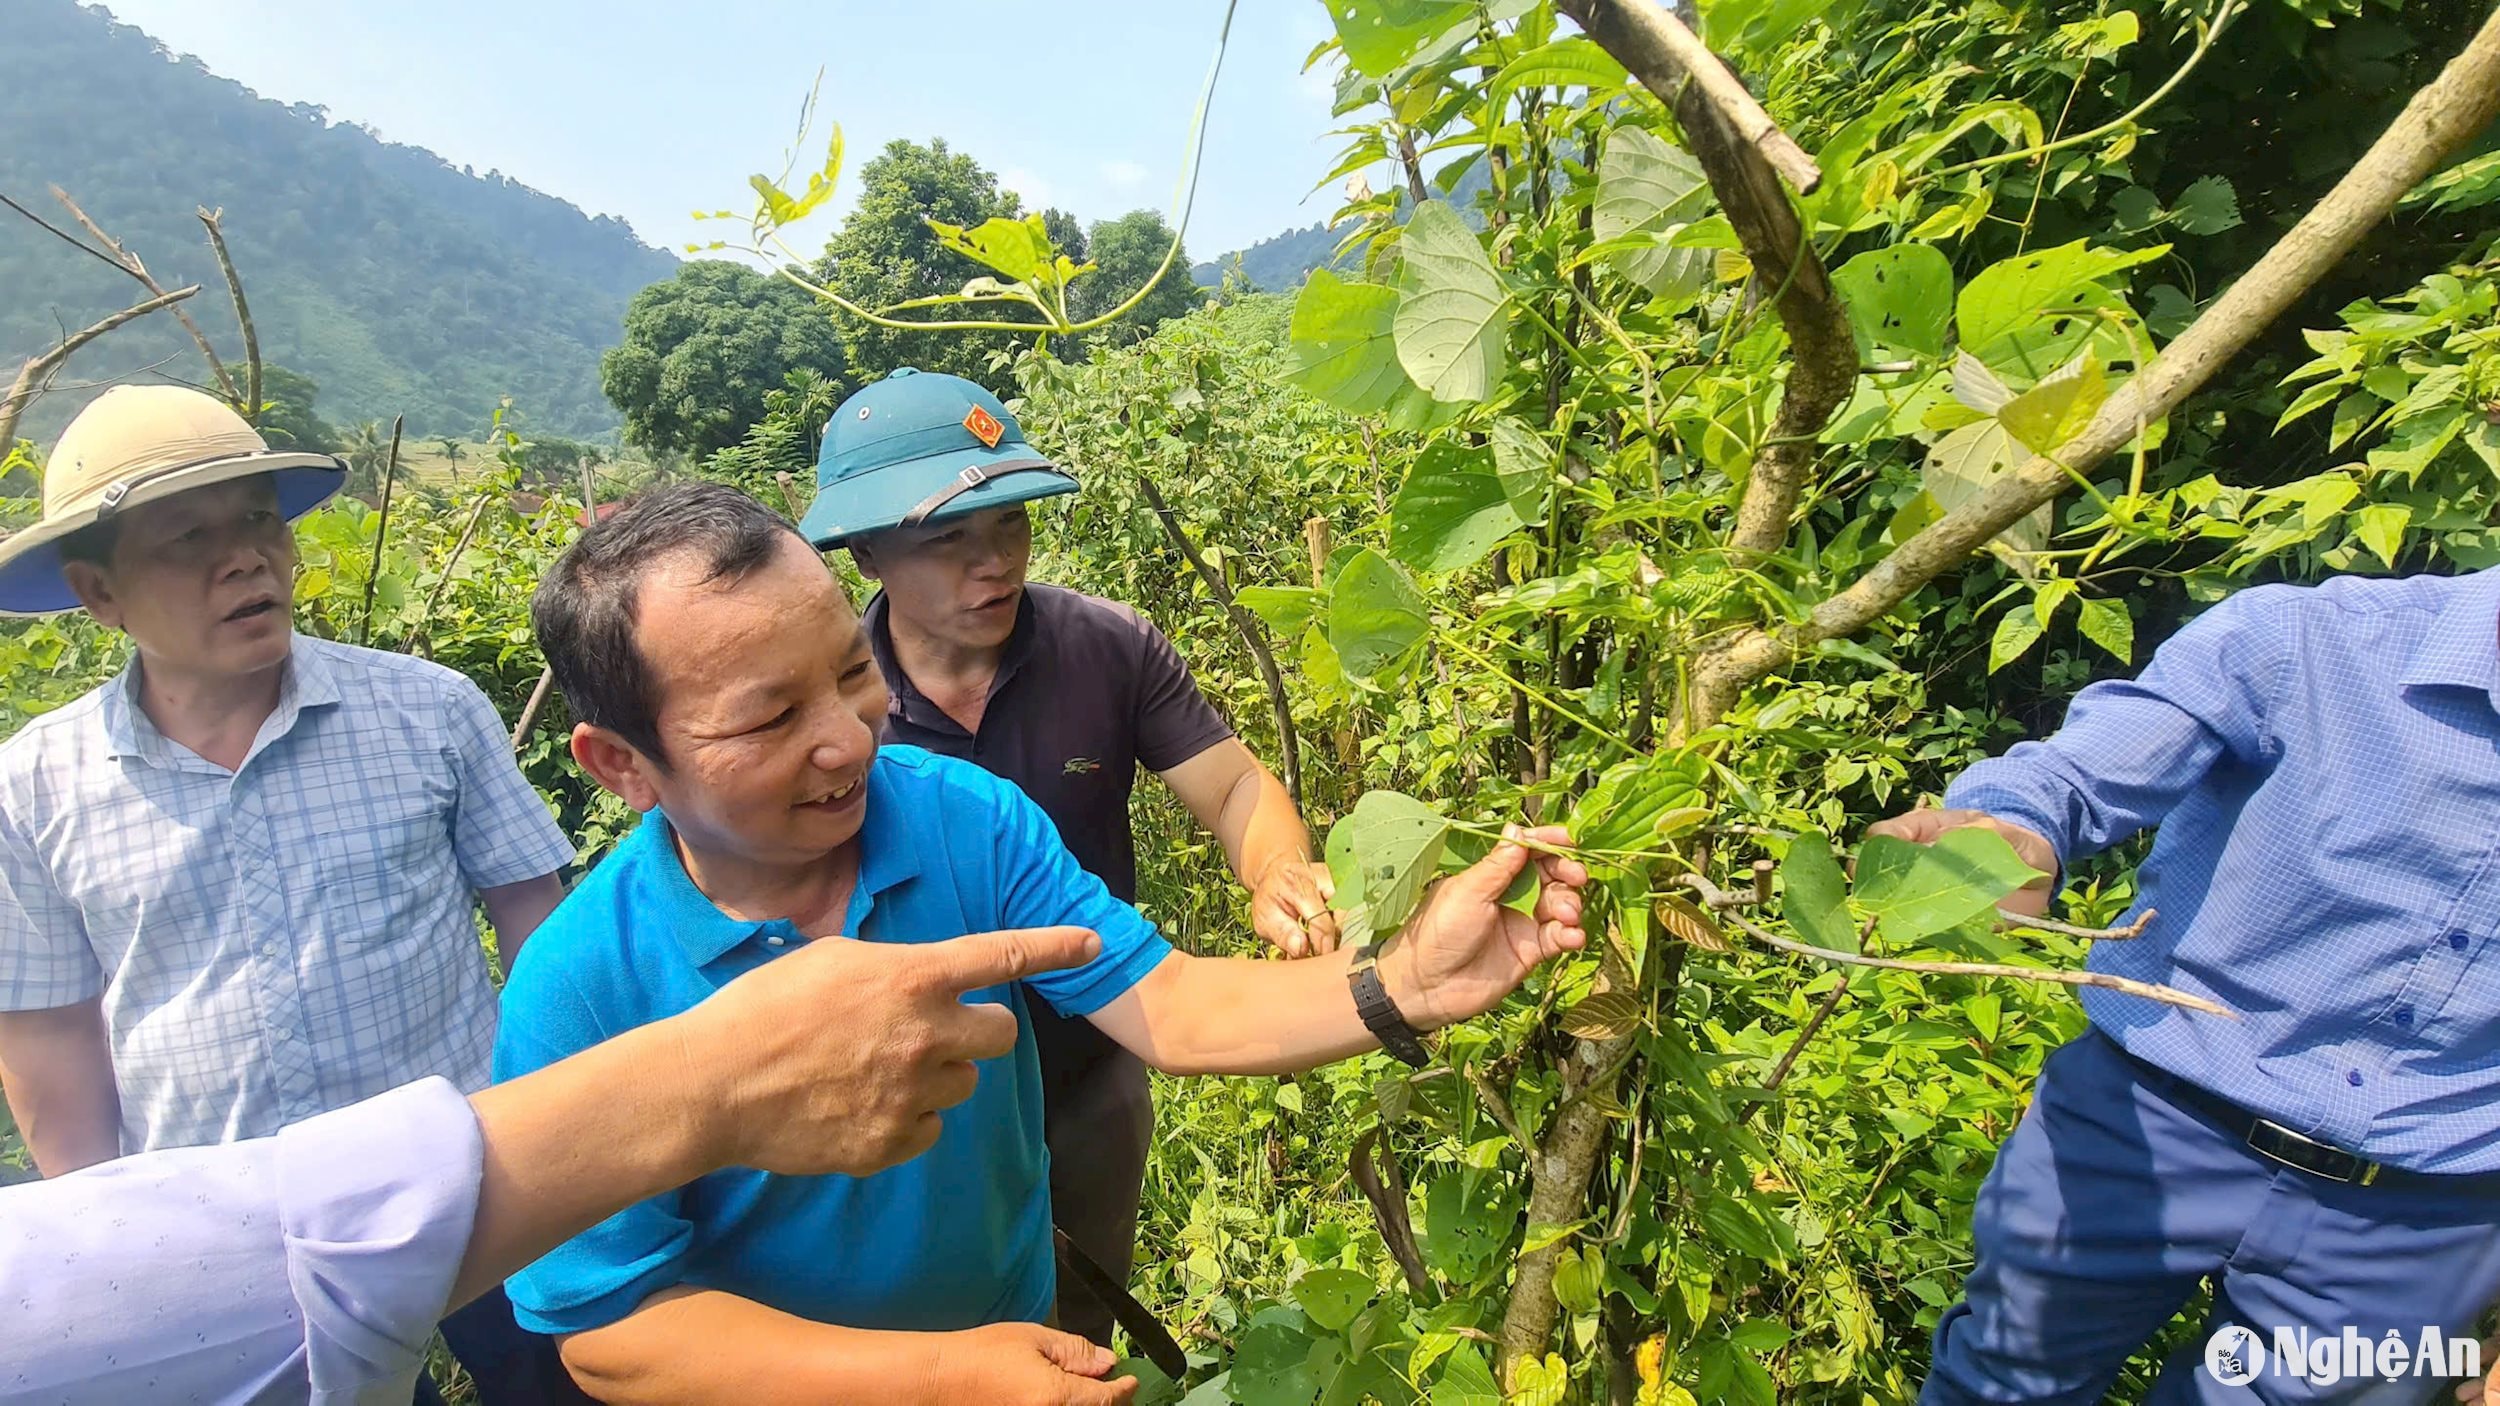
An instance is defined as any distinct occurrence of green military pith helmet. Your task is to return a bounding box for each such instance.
[797,367,1078,548]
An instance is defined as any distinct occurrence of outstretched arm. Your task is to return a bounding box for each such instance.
[1159,738,1338,956]
[1088,826,1588,1075]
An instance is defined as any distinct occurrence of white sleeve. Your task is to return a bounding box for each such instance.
[0,1077,484,1406]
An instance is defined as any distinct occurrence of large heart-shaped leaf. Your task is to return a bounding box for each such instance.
[1998,355,2109,455]
[1288,270,1410,414]
[1327,548,1429,678]
[1956,240,2167,366]
[1290,1267,1377,1333]
[1326,0,1475,77]
[1325,789,1452,935]
[1390,440,1527,573]
[1831,244,1953,360]
[1395,201,1511,403]
[1924,420,2051,561]
[1231,1319,1324,1406]
[1592,126,1715,301]
[1432,1345,1501,1406]
[1852,828,2046,944]
[1488,416,1552,522]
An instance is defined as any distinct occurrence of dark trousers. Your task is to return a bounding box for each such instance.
[413,1283,597,1405]
[1923,1027,2500,1404]
[1032,991,1154,1346]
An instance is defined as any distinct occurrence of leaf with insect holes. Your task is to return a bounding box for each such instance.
[1832,244,1954,360]
[1324,790,1452,937]
[1560,990,1643,1040]
[1290,1267,1376,1332]
[1655,895,1733,953]
[1390,440,1527,573]
[1328,549,1429,678]
[1395,201,1511,403]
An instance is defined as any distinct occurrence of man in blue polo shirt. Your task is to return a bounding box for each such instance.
[496,481,1589,1403]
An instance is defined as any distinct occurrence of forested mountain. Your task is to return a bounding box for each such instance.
[1195,158,1496,291]
[2,1,676,439]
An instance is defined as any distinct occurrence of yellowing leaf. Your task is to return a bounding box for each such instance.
[2352,502,2411,569]
[1999,356,2109,455]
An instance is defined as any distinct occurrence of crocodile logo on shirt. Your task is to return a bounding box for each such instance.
[1062,756,1103,776]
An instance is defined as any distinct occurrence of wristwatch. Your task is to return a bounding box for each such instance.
[1348,942,1432,1067]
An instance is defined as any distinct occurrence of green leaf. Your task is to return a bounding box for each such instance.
[1699,1194,1784,1263]
[1420,1173,1521,1280]
[1489,416,1552,522]
[1238,585,1320,637]
[1964,990,2003,1043]
[927,213,1053,288]
[1431,1346,1501,1406]
[2351,502,2410,569]
[1956,240,2167,365]
[1989,604,2045,672]
[1852,829,2044,944]
[1830,244,1954,359]
[1232,1319,1324,1406]
[1390,440,1527,573]
[1291,1267,1377,1333]
[1327,549,1429,678]
[1288,270,1423,417]
[1570,752,1709,856]
[2077,597,2134,662]
[1394,201,1511,403]
[1510,1354,1570,1406]
[1727,1319,1793,1352]
[1780,833,1855,953]
[1491,35,1629,99]
[2172,175,2243,235]
[1324,790,1452,935]
[1998,356,2108,455]
[1591,126,1715,300]
[1327,0,1474,77]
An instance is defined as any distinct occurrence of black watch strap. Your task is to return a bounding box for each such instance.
[1349,942,1431,1067]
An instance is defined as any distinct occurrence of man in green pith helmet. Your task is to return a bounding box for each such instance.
[798,366,1333,1343]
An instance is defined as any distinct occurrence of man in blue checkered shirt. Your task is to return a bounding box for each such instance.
[0,387,580,1403]
[1882,568,2500,1404]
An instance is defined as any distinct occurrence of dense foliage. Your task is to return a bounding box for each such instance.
[600,260,849,460]
[3,2,2496,1403]
[2,0,675,438]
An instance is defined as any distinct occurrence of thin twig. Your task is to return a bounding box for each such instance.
[1136,470,1303,808]
[196,209,259,423]
[401,492,495,659]
[47,187,240,405]
[357,417,404,644]
[2005,906,2155,941]
[1682,873,2233,1017]
[0,287,199,452]
[1761,917,1876,1094]
[0,189,125,275]
[509,670,558,754]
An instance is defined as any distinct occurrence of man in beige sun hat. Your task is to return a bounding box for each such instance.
[0,384,586,1404]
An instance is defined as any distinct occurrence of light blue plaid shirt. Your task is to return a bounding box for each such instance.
[0,635,574,1154]
[1950,567,2500,1173]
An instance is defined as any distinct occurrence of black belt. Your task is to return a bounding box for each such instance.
[2113,1044,2500,1195]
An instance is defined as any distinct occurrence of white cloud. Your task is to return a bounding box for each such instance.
[1099,158,1151,189]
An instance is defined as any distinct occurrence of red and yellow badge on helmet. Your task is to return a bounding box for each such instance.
[962,404,1005,448]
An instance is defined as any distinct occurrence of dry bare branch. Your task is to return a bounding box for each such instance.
[0,286,199,453]
[46,186,241,405]
[1683,873,2232,1017]
[2006,906,2156,941]
[1138,471,1303,807]
[196,209,261,423]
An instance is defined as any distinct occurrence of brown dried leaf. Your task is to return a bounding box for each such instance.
[1656,895,1733,953]
[1559,990,1643,1041]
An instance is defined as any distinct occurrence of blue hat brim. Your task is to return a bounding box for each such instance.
[0,457,345,616]
[799,440,1077,548]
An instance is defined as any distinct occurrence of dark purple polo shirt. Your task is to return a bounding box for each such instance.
[864,584,1234,903]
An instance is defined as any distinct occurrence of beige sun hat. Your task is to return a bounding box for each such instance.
[0,385,346,615]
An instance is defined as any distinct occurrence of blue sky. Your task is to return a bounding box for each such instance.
[92,0,1358,260]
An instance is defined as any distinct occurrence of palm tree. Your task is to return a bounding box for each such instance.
[436,437,467,484]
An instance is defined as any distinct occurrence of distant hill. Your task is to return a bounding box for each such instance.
[1195,159,1498,294]
[2,1,677,440]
